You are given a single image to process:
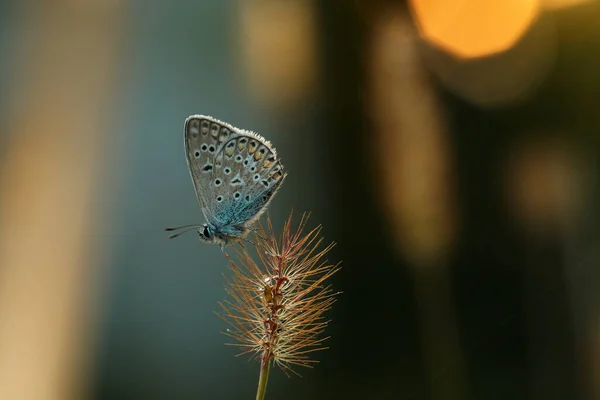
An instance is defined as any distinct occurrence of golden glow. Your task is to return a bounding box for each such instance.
[0,2,123,399]
[543,0,594,9]
[410,0,540,58]
[237,0,318,108]
[368,12,457,266]
[505,136,583,231]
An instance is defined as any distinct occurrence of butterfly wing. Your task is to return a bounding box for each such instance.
[209,131,286,233]
[184,115,239,221]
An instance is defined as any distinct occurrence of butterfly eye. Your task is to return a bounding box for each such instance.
[253,174,260,181]
[245,195,250,201]
[244,160,249,166]
[215,179,222,186]
[235,155,242,162]
[208,145,216,153]
[194,150,200,158]
[216,195,223,202]
[250,166,256,172]
[234,192,241,199]
[224,167,231,175]
[201,144,208,152]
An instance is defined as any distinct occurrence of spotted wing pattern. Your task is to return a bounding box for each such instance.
[184,115,239,220]
[208,132,286,230]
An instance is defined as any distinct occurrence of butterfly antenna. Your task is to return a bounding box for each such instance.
[165,224,202,239]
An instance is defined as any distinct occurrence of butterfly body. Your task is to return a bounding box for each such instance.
[167,115,286,249]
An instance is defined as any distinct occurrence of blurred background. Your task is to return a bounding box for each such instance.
[1,0,599,399]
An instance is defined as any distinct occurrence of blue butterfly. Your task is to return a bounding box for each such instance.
[166,115,287,249]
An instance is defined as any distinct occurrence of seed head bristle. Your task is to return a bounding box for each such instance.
[218,212,340,376]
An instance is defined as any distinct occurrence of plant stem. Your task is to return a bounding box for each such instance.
[255,357,271,400]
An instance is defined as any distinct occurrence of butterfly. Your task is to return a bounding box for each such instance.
[166,115,287,249]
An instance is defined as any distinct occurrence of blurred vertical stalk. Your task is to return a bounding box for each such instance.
[0,2,124,400]
[593,318,600,399]
[236,0,318,110]
[368,9,465,400]
[505,135,588,399]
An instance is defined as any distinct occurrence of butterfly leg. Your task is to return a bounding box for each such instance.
[239,237,255,247]
[250,227,266,241]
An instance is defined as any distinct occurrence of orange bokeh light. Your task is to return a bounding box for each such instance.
[410,0,540,58]
[543,0,594,9]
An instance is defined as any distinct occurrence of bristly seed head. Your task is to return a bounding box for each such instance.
[218,213,340,376]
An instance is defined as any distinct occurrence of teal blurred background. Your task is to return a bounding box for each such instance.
[1,1,599,399]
